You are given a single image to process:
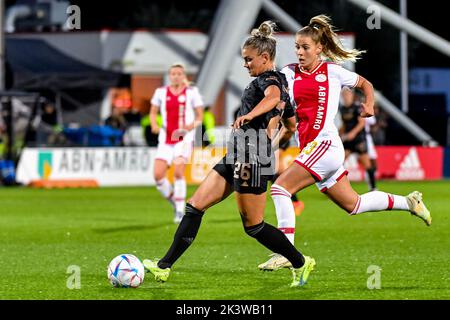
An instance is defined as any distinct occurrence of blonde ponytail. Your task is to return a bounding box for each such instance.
[244,21,278,60]
[251,20,276,38]
[298,15,365,63]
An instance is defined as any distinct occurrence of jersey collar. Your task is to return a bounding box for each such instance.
[299,60,324,75]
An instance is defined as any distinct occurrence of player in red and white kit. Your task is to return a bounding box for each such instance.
[150,63,204,223]
[259,15,432,271]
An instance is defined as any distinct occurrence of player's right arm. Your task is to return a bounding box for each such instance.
[149,104,160,134]
[150,88,163,134]
[233,85,281,129]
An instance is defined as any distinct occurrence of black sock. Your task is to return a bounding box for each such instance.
[291,193,298,202]
[158,203,204,269]
[244,221,305,268]
[366,168,376,190]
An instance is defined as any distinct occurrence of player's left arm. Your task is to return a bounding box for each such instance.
[279,115,296,146]
[183,87,205,131]
[355,76,375,117]
[270,114,296,150]
[183,107,204,131]
[233,85,281,128]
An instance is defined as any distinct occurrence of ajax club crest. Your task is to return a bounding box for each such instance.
[315,74,327,82]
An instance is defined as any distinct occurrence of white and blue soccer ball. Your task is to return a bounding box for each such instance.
[107,254,145,288]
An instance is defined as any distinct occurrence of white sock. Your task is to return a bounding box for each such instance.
[174,179,187,214]
[156,178,173,205]
[270,184,296,245]
[351,191,410,214]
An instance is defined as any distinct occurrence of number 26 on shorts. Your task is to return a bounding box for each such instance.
[233,162,251,181]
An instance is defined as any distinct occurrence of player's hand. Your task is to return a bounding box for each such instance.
[172,128,188,140]
[276,101,286,112]
[360,103,374,118]
[233,114,253,129]
[151,126,160,134]
[180,124,194,132]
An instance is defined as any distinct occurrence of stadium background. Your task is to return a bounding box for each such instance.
[0,0,449,302]
[62,0,450,146]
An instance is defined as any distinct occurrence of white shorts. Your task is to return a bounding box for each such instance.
[366,134,377,160]
[155,138,194,165]
[294,138,348,192]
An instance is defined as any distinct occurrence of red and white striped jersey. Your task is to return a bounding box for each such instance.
[151,86,204,145]
[281,61,359,149]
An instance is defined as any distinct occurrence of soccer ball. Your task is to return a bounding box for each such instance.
[107,254,145,288]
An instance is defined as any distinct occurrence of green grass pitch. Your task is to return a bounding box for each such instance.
[1,180,449,300]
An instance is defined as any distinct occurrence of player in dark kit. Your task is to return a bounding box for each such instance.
[220,65,294,195]
[143,21,315,287]
[339,87,377,191]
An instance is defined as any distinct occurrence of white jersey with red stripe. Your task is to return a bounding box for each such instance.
[151,85,203,145]
[281,61,359,149]
[281,61,360,191]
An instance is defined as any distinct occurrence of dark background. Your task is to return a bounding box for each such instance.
[6,0,450,145]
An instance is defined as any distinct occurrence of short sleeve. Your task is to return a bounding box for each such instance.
[282,101,295,119]
[190,87,204,108]
[332,64,359,88]
[257,73,282,93]
[151,88,163,107]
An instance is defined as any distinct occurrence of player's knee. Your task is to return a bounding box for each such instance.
[154,170,165,182]
[187,198,204,212]
[174,171,184,180]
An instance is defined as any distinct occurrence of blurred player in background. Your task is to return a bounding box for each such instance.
[143,21,315,287]
[150,63,204,223]
[339,87,377,191]
[261,14,431,271]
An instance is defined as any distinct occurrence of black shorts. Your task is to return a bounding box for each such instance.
[213,155,274,195]
[343,134,368,154]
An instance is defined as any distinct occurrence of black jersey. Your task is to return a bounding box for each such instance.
[237,70,294,131]
[213,70,292,194]
[340,103,362,134]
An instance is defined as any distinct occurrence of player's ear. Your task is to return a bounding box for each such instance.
[315,44,323,55]
[261,51,270,63]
